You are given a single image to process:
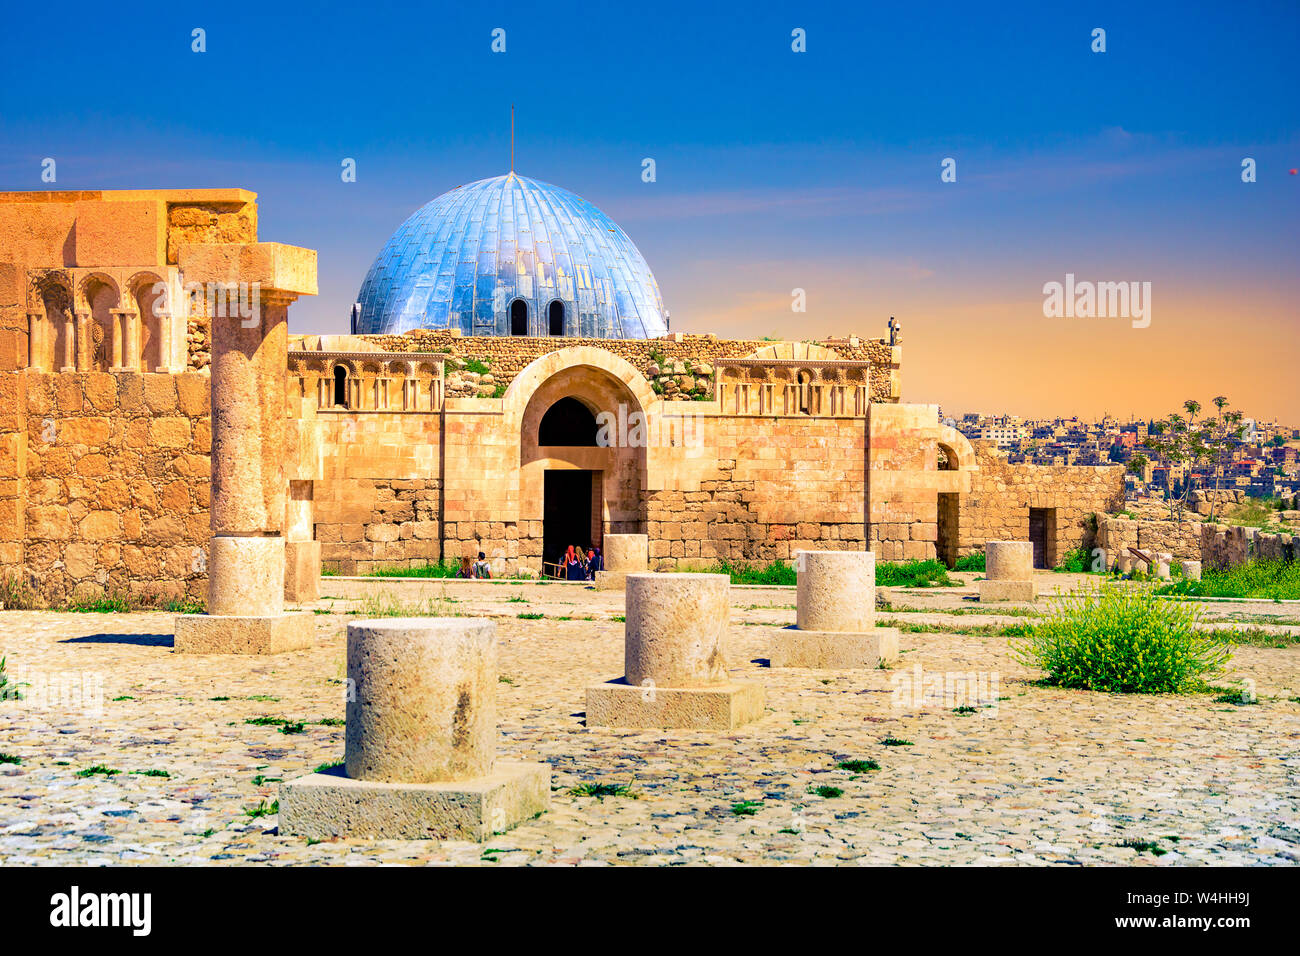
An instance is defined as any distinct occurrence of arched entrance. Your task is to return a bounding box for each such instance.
[510,298,528,335]
[515,359,651,575]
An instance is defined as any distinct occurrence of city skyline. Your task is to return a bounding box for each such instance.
[2,1,1296,419]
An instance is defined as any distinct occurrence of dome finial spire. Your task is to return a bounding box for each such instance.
[510,103,514,174]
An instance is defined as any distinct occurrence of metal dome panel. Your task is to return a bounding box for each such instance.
[354,173,667,338]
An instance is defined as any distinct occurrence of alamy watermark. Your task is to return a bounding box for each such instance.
[1043,274,1151,328]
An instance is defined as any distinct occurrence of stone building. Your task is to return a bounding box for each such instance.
[0,181,1123,604]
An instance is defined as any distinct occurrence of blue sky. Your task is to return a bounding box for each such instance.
[2,0,1297,417]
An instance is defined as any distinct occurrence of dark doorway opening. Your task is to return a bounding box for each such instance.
[548,300,565,336]
[539,397,599,446]
[937,493,959,568]
[333,365,348,408]
[1029,508,1050,569]
[544,469,593,570]
[510,299,528,335]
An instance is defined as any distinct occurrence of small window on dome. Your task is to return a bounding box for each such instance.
[548,300,565,336]
[510,299,528,335]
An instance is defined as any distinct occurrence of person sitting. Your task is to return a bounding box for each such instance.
[588,546,603,576]
[472,551,492,579]
[565,545,585,581]
[456,555,473,578]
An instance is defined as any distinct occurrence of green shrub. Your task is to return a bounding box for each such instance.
[369,560,462,579]
[462,357,492,375]
[1053,547,1090,573]
[0,655,20,702]
[1156,559,1300,601]
[876,559,952,588]
[952,552,985,572]
[1013,583,1229,694]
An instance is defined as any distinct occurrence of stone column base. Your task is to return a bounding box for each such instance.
[586,679,764,730]
[278,761,551,841]
[174,611,315,654]
[593,570,628,590]
[769,627,899,669]
[978,580,1037,602]
[284,540,321,604]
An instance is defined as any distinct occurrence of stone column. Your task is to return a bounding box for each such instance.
[284,479,320,604]
[74,312,91,370]
[587,572,763,729]
[123,310,141,371]
[154,310,173,372]
[979,540,1037,602]
[1180,560,1202,581]
[772,550,899,669]
[174,242,319,654]
[279,617,550,841]
[595,532,648,589]
[58,311,76,372]
[26,312,44,370]
[109,309,127,370]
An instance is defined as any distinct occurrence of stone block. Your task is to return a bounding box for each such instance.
[769,626,899,669]
[173,611,315,654]
[795,549,874,632]
[284,539,320,603]
[585,679,764,730]
[278,761,550,842]
[978,579,1037,603]
[594,570,628,591]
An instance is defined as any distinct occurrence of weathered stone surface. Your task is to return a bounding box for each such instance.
[795,549,875,632]
[207,535,286,616]
[345,618,497,784]
[985,541,1034,581]
[624,572,730,688]
[978,579,1037,603]
[278,761,550,842]
[586,679,764,730]
[173,610,315,654]
[770,626,899,669]
[284,539,320,603]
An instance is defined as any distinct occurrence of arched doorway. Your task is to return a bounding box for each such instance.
[516,359,651,576]
[510,299,528,335]
[547,300,565,336]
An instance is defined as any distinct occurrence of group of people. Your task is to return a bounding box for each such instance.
[561,545,603,581]
[455,552,493,579]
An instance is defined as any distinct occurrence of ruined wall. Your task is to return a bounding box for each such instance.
[1095,516,1202,561]
[958,445,1124,566]
[1200,522,1299,570]
[0,369,210,605]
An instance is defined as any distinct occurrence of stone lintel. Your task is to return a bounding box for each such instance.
[278,761,551,842]
[177,241,318,297]
[769,626,899,669]
[173,611,315,654]
[585,679,764,730]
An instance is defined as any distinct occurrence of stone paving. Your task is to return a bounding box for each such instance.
[1,579,1298,866]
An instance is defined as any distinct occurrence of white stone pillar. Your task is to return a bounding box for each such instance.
[26,312,44,370]
[979,541,1037,602]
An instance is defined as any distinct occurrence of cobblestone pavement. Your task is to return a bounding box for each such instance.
[1,582,1298,866]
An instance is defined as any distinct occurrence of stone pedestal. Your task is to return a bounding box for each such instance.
[280,618,550,841]
[1181,560,1202,581]
[175,536,314,653]
[595,533,648,590]
[586,573,763,729]
[284,540,321,604]
[772,549,900,669]
[979,541,1037,603]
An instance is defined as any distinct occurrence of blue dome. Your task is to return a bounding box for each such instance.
[354,173,667,338]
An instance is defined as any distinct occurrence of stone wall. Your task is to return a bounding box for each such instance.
[958,444,1124,566]
[1096,515,1202,561]
[1200,522,1299,570]
[1,368,210,605]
